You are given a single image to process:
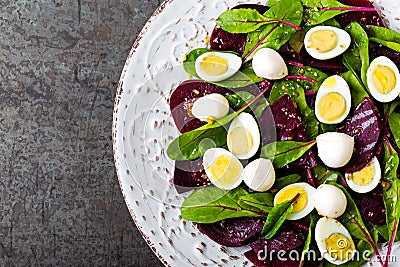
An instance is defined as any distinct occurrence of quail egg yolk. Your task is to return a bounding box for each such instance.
[199,55,228,76]
[318,92,346,121]
[372,65,396,94]
[275,187,307,213]
[227,127,253,155]
[309,30,338,52]
[348,162,374,186]
[206,154,242,184]
[325,233,355,261]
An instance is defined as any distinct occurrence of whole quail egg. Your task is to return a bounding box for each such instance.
[316,132,354,168]
[314,184,347,218]
[252,48,288,80]
[242,158,275,192]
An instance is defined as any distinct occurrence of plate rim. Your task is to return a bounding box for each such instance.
[112,0,174,266]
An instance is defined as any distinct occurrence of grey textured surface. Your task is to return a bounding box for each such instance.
[0,0,164,266]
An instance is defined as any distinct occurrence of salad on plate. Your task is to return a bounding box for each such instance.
[165,0,400,266]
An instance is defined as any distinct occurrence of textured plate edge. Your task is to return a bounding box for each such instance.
[112,1,174,266]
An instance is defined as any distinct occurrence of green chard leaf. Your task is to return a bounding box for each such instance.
[269,80,319,139]
[226,91,255,111]
[261,140,316,169]
[288,65,328,92]
[366,25,400,52]
[339,70,369,106]
[239,192,274,214]
[312,165,341,184]
[382,142,400,241]
[242,0,303,62]
[216,9,301,34]
[342,22,370,88]
[181,187,268,223]
[299,214,317,267]
[261,194,298,238]
[301,0,375,25]
[274,174,302,189]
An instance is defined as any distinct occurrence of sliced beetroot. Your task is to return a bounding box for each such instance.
[358,187,386,225]
[250,225,306,253]
[280,45,347,75]
[169,80,228,133]
[370,44,400,67]
[259,94,318,173]
[336,0,383,28]
[173,158,210,193]
[197,217,264,247]
[209,5,268,54]
[209,28,247,54]
[336,97,383,172]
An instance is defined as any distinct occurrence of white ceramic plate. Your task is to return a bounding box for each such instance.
[113,0,400,266]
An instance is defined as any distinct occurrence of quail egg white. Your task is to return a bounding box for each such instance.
[202,148,243,190]
[314,184,347,218]
[252,48,288,80]
[304,26,351,60]
[366,56,400,103]
[191,93,230,122]
[242,158,275,192]
[195,51,242,82]
[227,112,261,160]
[274,182,316,220]
[315,75,351,124]
[315,217,356,265]
[345,156,381,193]
[316,132,354,168]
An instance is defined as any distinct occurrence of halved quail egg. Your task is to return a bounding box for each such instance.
[304,26,351,60]
[202,148,243,190]
[315,75,351,124]
[227,112,260,160]
[242,158,275,192]
[274,182,316,220]
[195,51,242,82]
[191,93,230,122]
[315,217,356,265]
[366,56,400,103]
[345,156,381,193]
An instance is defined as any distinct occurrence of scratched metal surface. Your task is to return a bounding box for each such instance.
[0,0,164,266]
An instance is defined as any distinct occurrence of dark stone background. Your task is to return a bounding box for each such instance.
[0,1,164,266]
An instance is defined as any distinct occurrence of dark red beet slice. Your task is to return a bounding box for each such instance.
[336,0,383,28]
[336,98,383,172]
[173,158,210,193]
[280,45,347,75]
[370,44,400,67]
[358,187,386,225]
[169,80,228,133]
[209,5,268,54]
[259,95,318,173]
[250,225,306,253]
[197,217,264,247]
